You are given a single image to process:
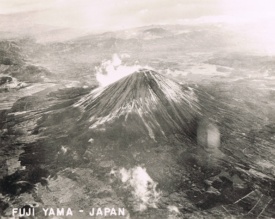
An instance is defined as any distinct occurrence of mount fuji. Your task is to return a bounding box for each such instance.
[74,69,202,143]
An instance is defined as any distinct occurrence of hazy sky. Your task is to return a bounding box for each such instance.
[0,0,274,32]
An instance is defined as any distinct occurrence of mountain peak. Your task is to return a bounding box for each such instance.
[75,69,201,140]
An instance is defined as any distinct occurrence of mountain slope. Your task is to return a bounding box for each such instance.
[74,69,202,141]
[2,69,275,218]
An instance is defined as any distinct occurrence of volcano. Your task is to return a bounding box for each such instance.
[74,69,202,142]
[17,69,205,170]
[3,68,275,219]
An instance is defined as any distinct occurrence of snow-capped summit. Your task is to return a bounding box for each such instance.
[75,69,202,140]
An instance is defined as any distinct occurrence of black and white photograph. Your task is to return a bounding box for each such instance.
[0,0,275,218]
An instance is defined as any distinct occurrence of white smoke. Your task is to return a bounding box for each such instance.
[113,166,161,212]
[95,54,151,87]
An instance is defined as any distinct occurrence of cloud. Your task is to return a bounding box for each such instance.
[0,0,57,14]
[115,166,161,212]
[219,0,275,23]
[95,53,152,87]
[1,0,274,35]
[0,0,220,32]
